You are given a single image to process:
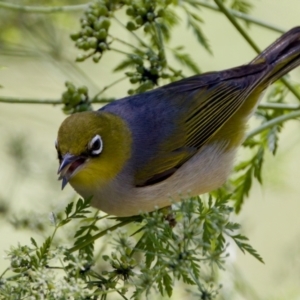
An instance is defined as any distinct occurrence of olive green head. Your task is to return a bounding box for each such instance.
[56,111,132,190]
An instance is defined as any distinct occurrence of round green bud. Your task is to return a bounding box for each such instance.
[143,22,151,32]
[76,54,87,62]
[156,9,164,17]
[128,89,135,95]
[135,15,143,25]
[98,5,108,16]
[102,255,109,261]
[96,28,107,40]
[147,12,155,21]
[130,77,139,84]
[126,7,134,16]
[87,14,97,24]
[62,91,70,103]
[93,20,102,31]
[82,26,93,37]
[82,41,91,50]
[126,21,136,31]
[65,81,75,90]
[100,17,111,30]
[80,18,89,27]
[77,103,91,112]
[138,8,147,15]
[78,86,88,95]
[92,8,100,17]
[69,92,81,105]
[136,66,144,73]
[93,55,101,63]
[88,37,98,48]
[70,32,81,41]
[98,42,107,51]
[132,55,143,65]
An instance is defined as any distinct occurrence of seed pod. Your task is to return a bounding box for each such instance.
[100,17,111,30]
[126,21,136,31]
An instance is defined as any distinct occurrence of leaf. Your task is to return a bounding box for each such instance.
[30,238,38,248]
[113,57,135,72]
[172,50,200,74]
[65,201,74,217]
[231,234,264,263]
[163,273,173,297]
[186,15,211,53]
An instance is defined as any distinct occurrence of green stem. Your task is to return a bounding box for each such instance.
[194,0,285,33]
[213,0,300,101]
[0,97,113,105]
[246,110,300,139]
[92,76,127,100]
[68,219,133,253]
[154,22,166,62]
[258,103,300,110]
[213,0,260,52]
[0,1,89,13]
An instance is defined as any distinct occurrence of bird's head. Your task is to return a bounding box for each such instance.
[56,111,132,190]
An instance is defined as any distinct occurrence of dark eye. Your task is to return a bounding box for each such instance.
[88,134,103,156]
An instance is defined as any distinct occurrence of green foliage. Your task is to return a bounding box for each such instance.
[2,0,300,298]
[66,0,214,97]
[0,195,261,299]
[62,81,92,114]
[231,81,291,212]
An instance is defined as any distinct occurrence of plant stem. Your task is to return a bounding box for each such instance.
[93,76,127,100]
[0,1,89,14]
[258,103,300,110]
[0,97,113,105]
[195,0,285,34]
[213,0,300,101]
[246,110,300,139]
[68,219,133,253]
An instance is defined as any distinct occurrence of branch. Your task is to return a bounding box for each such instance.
[194,0,285,34]
[213,0,300,102]
[258,102,300,110]
[246,110,300,139]
[0,97,112,105]
[0,1,89,13]
[68,219,133,253]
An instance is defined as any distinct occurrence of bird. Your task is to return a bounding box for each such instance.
[56,27,300,217]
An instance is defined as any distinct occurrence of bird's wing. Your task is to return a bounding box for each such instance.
[133,64,266,187]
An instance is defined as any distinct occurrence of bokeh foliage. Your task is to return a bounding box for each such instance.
[1,0,300,299]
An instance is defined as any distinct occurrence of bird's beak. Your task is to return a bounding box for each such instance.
[58,153,86,189]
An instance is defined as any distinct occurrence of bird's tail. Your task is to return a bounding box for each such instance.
[251,27,300,86]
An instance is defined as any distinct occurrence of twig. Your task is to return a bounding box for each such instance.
[0,97,113,105]
[258,102,300,110]
[246,110,300,139]
[0,1,89,14]
[194,0,285,34]
[213,0,300,101]
[68,219,133,253]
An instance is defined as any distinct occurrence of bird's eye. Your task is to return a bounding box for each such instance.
[88,134,103,156]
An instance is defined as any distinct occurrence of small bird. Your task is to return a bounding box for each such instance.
[56,27,300,217]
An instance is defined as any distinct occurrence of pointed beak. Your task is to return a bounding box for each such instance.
[58,153,86,190]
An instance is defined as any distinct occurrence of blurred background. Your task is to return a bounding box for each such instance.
[1,0,300,299]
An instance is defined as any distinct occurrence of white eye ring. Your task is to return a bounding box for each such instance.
[88,134,103,156]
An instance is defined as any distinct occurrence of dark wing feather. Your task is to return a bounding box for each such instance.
[132,65,266,186]
[102,63,267,187]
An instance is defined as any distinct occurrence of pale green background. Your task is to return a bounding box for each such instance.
[1,1,300,299]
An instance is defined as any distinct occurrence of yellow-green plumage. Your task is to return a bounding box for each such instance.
[56,27,300,216]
